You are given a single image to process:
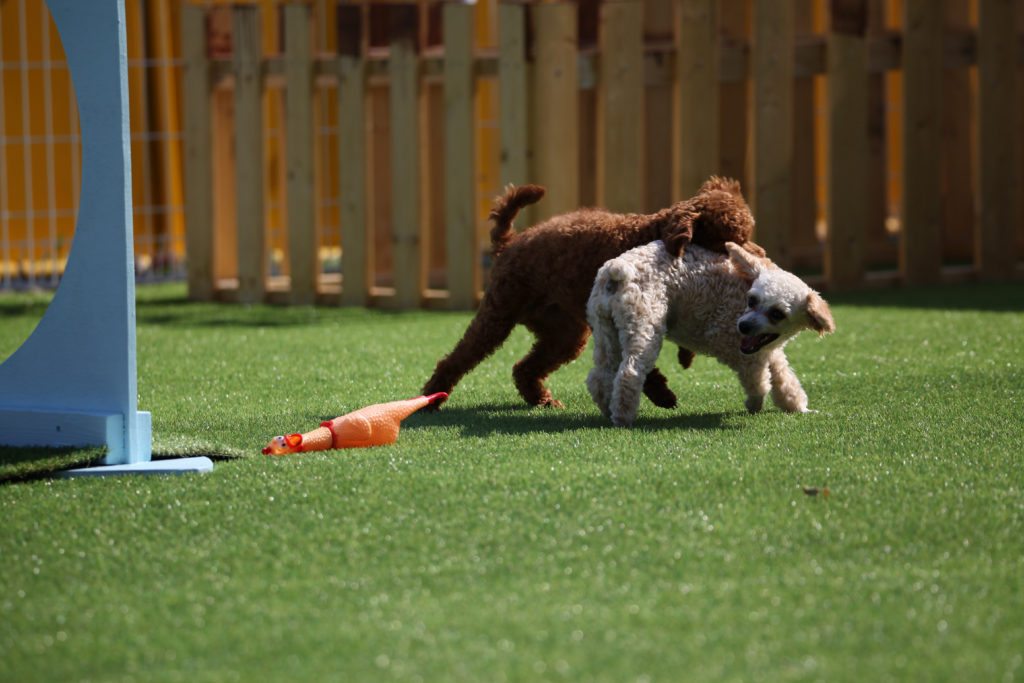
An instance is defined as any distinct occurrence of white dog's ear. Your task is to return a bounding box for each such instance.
[806,292,835,337]
[726,241,761,280]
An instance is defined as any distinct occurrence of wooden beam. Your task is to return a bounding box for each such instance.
[749,0,794,266]
[284,3,315,305]
[443,2,477,309]
[976,0,1020,280]
[900,0,942,285]
[825,0,868,289]
[181,4,214,301]
[232,5,265,303]
[675,0,719,198]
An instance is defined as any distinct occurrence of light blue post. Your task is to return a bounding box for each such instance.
[0,0,210,476]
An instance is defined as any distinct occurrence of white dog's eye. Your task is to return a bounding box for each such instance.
[747,295,758,308]
[768,307,786,322]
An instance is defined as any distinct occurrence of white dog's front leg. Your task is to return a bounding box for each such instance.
[768,351,810,412]
[736,361,771,414]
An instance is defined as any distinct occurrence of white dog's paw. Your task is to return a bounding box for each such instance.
[745,396,764,414]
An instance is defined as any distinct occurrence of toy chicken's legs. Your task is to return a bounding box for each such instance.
[262,392,448,455]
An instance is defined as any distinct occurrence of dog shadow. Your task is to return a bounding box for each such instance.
[404,401,738,439]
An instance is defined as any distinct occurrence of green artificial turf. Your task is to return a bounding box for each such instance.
[1,281,1022,681]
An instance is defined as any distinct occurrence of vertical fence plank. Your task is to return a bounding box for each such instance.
[498,2,529,189]
[532,2,578,220]
[900,0,942,284]
[718,0,749,187]
[976,0,1020,280]
[338,6,369,307]
[1019,1,1024,268]
[643,0,674,211]
[232,5,265,303]
[284,3,315,305]
[443,2,477,309]
[825,0,867,288]
[865,0,892,268]
[941,1,975,264]
[790,0,818,271]
[749,0,794,266]
[597,0,644,212]
[675,0,718,198]
[181,4,213,301]
[389,5,422,309]
[209,6,237,287]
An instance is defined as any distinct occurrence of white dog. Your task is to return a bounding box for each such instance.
[587,241,835,427]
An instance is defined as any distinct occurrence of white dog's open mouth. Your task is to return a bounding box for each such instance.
[740,333,779,354]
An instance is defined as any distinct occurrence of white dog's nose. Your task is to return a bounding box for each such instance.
[738,318,756,335]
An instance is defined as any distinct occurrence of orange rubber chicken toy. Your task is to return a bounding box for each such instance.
[262,392,448,455]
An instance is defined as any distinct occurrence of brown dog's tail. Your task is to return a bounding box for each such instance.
[489,184,545,257]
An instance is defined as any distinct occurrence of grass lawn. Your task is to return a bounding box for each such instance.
[1,281,1022,681]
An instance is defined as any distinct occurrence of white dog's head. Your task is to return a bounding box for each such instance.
[725,242,835,355]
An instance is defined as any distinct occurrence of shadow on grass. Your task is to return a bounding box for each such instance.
[0,299,52,318]
[404,402,737,438]
[0,445,106,485]
[826,281,1024,312]
[133,297,458,329]
[136,301,329,328]
[0,448,243,485]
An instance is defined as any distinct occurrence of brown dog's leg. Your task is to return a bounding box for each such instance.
[642,368,678,409]
[513,309,590,408]
[422,296,519,409]
[638,347,690,409]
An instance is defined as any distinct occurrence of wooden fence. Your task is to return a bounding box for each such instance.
[181,0,1023,308]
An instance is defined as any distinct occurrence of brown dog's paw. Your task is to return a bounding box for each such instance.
[642,369,678,409]
[420,384,450,410]
[536,397,564,409]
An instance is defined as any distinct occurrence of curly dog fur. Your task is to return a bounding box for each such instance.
[587,241,835,427]
[423,177,764,409]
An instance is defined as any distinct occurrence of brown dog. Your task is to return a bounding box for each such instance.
[422,176,764,409]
